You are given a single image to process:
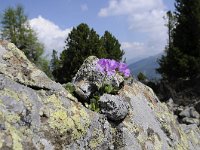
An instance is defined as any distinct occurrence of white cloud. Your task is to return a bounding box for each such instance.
[121,40,164,64]
[81,4,88,11]
[121,41,147,62]
[99,0,167,62]
[29,16,71,55]
[99,0,164,17]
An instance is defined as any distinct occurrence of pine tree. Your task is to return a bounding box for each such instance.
[0,5,43,63]
[0,5,51,77]
[52,23,126,83]
[58,23,106,83]
[157,11,178,80]
[51,50,61,81]
[157,0,200,81]
[101,31,124,61]
[165,11,176,49]
[137,72,147,82]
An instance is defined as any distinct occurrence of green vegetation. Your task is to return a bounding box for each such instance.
[137,72,147,82]
[101,31,124,61]
[157,0,200,81]
[64,82,75,95]
[0,5,52,77]
[51,23,124,83]
[87,84,120,112]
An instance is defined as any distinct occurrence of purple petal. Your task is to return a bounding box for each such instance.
[123,69,131,77]
[118,62,128,72]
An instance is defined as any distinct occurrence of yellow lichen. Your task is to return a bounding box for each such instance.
[0,88,32,110]
[7,43,26,59]
[49,110,74,134]
[6,113,20,124]
[0,99,4,107]
[153,134,162,150]
[156,103,190,149]
[48,104,90,140]
[20,92,32,109]
[43,94,64,109]
[89,129,104,149]
[188,130,200,145]
[6,123,23,150]
[0,88,20,101]
[70,105,90,138]
[0,133,3,149]
[175,127,189,149]
[0,109,20,125]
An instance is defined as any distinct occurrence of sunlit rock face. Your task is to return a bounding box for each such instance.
[0,40,199,150]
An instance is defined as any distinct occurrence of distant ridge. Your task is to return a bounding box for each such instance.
[128,53,163,80]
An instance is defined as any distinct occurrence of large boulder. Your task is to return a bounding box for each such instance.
[0,41,199,150]
[72,56,124,100]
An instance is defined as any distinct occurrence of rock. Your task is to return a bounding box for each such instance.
[195,101,200,114]
[182,117,200,125]
[166,98,175,111]
[190,107,200,119]
[0,41,200,150]
[98,94,129,121]
[0,41,63,91]
[179,107,200,119]
[180,124,200,149]
[179,107,191,118]
[72,56,124,100]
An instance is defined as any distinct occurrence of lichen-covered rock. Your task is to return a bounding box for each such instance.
[99,94,129,121]
[0,41,63,91]
[72,56,124,100]
[0,41,200,150]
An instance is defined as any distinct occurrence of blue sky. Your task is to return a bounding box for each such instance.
[0,0,175,63]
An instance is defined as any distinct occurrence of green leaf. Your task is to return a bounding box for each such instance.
[104,84,113,93]
[64,82,75,94]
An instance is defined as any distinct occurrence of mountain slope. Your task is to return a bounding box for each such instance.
[128,53,163,80]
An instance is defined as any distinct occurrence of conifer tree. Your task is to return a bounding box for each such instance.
[58,23,105,83]
[0,5,52,77]
[158,0,200,81]
[0,5,44,63]
[51,50,61,81]
[101,31,124,61]
[52,23,125,83]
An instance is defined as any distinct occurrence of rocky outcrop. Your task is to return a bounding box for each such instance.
[167,99,200,126]
[148,78,200,114]
[0,41,200,150]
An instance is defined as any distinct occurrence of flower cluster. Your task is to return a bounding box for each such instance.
[96,58,131,77]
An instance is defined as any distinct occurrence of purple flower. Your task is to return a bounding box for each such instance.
[118,62,131,77]
[96,58,130,77]
[123,68,131,77]
[97,59,118,76]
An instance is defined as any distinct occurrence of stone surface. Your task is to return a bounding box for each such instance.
[179,107,191,118]
[182,117,200,125]
[195,101,200,114]
[0,41,200,150]
[177,106,200,126]
[99,94,129,121]
[166,98,200,126]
